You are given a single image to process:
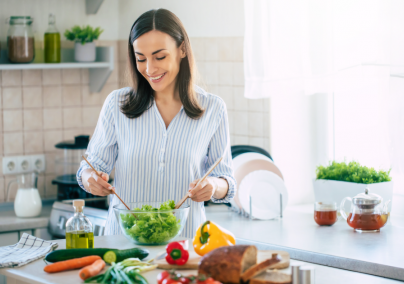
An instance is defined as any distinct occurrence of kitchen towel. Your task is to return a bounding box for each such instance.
[0,233,58,268]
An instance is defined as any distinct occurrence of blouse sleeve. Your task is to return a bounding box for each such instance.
[207,100,237,203]
[76,92,118,192]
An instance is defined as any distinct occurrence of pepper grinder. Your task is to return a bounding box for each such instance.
[299,265,315,284]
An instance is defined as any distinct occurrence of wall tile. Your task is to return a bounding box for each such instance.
[23,86,42,108]
[0,87,2,109]
[218,37,235,62]
[0,177,4,202]
[3,87,22,109]
[3,110,23,132]
[63,107,82,129]
[81,128,96,138]
[0,134,3,156]
[63,129,83,140]
[22,70,42,86]
[233,135,249,145]
[43,108,63,130]
[81,69,89,85]
[264,138,270,153]
[1,70,21,87]
[118,40,127,61]
[248,112,264,137]
[82,106,101,128]
[23,109,43,130]
[249,137,265,148]
[218,86,234,110]
[195,61,207,87]
[218,62,233,86]
[204,62,219,85]
[118,62,129,88]
[0,71,2,86]
[233,111,248,136]
[45,174,57,198]
[234,37,244,61]
[263,113,270,137]
[190,37,204,62]
[43,86,62,107]
[24,131,43,154]
[204,38,219,61]
[42,69,61,85]
[227,110,235,135]
[230,135,236,146]
[62,69,81,85]
[82,86,103,106]
[100,83,118,102]
[43,130,63,152]
[4,132,23,155]
[45,153,56,174]
[233,87,249,111]
[233,62,244,86]
[106,67,118,84]
[248,98,265,113]
[62,85,81,107]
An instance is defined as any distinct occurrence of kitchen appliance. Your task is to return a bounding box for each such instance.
[52,135,108,210]
[49,201,107,239]
[7,16,35,63]
[340,187,391,232]
[10,172,42,218]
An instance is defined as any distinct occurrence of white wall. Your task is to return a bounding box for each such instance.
[118,0,244,39]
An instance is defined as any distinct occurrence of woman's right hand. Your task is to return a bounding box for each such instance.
[82,168,113,196]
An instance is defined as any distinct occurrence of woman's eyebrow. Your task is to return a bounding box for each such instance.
[135,49,166,56]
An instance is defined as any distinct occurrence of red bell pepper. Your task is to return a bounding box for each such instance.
[165,241,189,265]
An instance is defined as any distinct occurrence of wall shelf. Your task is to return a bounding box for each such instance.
[0,46,114,92]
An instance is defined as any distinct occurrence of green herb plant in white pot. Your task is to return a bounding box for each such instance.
[313,161,393,210]
[64,25,103,62]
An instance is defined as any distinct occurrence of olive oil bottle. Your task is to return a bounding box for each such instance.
[65,200,94,249]
[44,13,60,63]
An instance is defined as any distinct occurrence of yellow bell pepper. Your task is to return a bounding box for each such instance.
[193,220,236,256]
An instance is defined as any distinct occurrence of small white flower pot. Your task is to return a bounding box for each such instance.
[313,179,394,210]
[74,41,96,62]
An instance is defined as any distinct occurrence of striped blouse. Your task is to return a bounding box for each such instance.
[76,86,236,238]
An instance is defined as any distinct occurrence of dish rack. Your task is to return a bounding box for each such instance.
[229,193,284,220]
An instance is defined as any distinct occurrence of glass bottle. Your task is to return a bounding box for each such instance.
[7,16,35,63]
[65,200,94,249]
[44,13,61,63]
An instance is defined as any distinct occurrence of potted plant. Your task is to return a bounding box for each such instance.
[64,25,103,62]
[313,161,393,207]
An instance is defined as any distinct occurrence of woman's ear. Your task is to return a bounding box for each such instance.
[180,41,186,58]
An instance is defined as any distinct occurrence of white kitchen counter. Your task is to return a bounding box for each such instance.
[205,203,404,281]
[1,235,402,284]
[0,205,52,233]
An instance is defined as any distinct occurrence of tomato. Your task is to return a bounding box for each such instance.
[162,278,182,284]
[178,276,191,284]
[157,271,171,284]
[198,277,222,284]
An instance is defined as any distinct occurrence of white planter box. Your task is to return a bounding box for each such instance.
[313,179,394,209]
[75,41,96,62]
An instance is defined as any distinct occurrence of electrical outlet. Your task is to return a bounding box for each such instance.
[17,156,31,173]
[30,154,46,173]
[2,156,18,175]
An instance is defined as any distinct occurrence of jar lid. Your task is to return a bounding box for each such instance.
[352,187,382,205]
[9,16,33,24]
[55,135,90,149]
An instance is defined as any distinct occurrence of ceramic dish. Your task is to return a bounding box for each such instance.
[238,170,288,220]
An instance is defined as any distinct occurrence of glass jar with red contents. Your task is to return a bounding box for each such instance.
[314,202,338,226]
[340,188,391,232]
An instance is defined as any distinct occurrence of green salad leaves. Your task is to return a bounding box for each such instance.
[120,200,181,244]
[316,161,391,184]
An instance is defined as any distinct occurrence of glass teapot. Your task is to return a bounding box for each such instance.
[340,188,391,232]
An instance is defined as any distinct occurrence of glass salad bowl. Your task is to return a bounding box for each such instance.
[113,201,190,245]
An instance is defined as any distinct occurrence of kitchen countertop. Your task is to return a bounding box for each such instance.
[205,203,404,281]
[0,234,402,284]
[0,203,53,233]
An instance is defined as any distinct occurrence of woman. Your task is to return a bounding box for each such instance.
[77,8,236,238]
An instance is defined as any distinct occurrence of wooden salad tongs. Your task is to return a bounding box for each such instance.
[81,155,131,210]
[175,157,223,209]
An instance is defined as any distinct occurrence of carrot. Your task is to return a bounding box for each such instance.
[44,255,101,273]
[79,259,106,280]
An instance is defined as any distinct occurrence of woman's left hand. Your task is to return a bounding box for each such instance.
[188,177,218,202]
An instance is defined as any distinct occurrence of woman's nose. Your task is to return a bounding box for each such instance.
[146,60,158,75]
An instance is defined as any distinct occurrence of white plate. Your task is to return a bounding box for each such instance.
[239,170,288,220]
[233,152,273,170]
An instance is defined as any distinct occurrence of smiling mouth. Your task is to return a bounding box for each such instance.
[149,73,166,81]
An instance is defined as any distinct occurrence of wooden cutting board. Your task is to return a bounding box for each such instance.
[154,250,290,270]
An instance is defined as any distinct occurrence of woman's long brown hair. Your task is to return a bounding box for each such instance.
[120,9,204,119]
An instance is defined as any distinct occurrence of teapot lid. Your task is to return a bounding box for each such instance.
[352,187,382,205]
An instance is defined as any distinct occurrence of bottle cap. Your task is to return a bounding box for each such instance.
[73,199,85,212]
[299,265,315,284]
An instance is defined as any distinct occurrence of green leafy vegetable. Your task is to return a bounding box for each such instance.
[64,25,103,45]
[120,200,181,244]
[316,161,391,184]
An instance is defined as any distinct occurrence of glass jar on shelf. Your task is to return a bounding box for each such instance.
[7,16,35,63]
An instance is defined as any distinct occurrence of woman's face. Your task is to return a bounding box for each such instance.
[133,30,186,94]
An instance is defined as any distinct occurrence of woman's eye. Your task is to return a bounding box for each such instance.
[157,56,166,61]
[137,58,146,62]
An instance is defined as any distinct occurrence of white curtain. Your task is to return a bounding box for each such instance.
[244,0,404,197]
